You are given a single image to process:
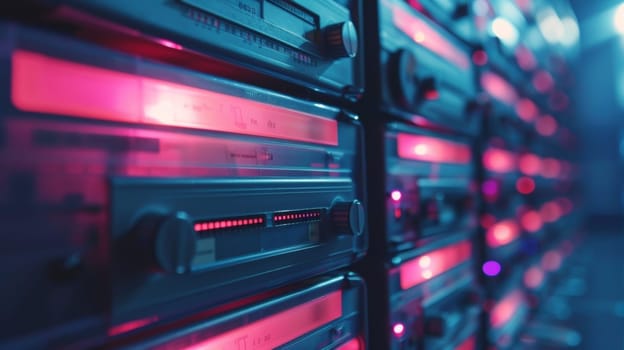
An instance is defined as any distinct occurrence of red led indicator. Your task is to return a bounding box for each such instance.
[540,201,562,223]
[399,240,472,290]
[394,208,402,219]
[519,154,541,176]
[407,0,425,11]
[490,290,525,328]
[194,215,266,233]
[472,50,488,66]
[483,148,516,173]
[535,115,557,136]
[480,213,496,229]
[397,134,471,164]
[542,250,562,271]
[515,98,538,122]
[541,158,562,178]
[524,266,545,289]
[182,291,342,350]
[481,72,518,106]
[273,209,322,225]
[516,177,535,195]
[390,2,470,70]
[11,50,339,146]
[532,70,554,93]
[521,210,543,233]
[515,45,537,71]
[425,89,440,100]
[486,220,520,248]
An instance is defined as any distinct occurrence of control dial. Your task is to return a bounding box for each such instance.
[324,21,358,58]
[331,199,365,236]
[388,49,419,110]
[134,211,197,274]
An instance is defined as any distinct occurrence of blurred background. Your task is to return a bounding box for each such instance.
[571,0,624,228]
[556,1,624,347]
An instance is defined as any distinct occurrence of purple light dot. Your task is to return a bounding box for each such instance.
[481,179,500,197]
[482,260,502,276]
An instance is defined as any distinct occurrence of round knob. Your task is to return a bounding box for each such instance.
[331,199,365,236]
[324,21,358,58]
[135,211,197,274]
[424,316,446,337]
[388,49,418,110]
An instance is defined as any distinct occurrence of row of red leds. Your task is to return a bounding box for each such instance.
[273,211,321,223]
[194,216,265,232]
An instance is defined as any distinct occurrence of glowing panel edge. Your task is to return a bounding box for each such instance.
[11,50,339,146]
[183,290,343,349]
[400,240,472,290]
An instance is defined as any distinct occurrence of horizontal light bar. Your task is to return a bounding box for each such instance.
[400,240,472,290]
[12,50,338,146]
[273,209,323,225]
[184,291,342,349]
[194,215,266,233]
[391,2,470,70]
[397,134,471,164]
